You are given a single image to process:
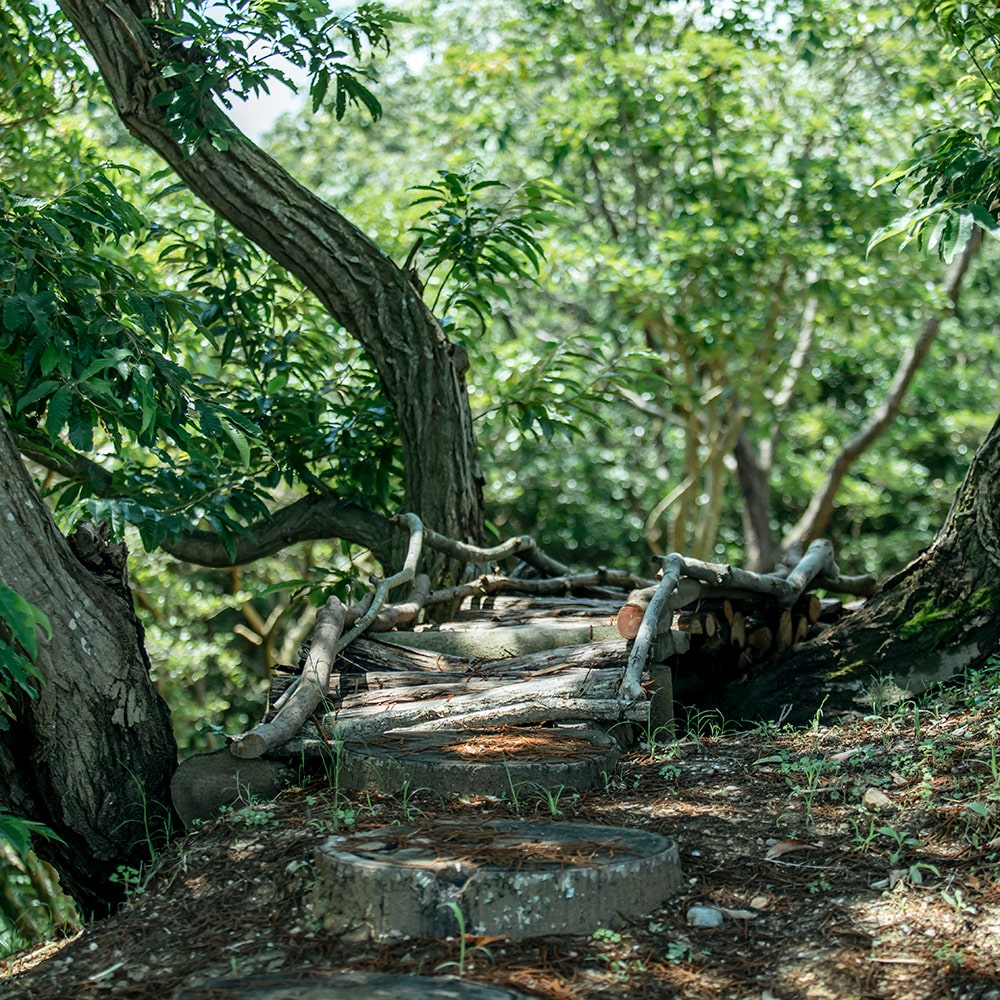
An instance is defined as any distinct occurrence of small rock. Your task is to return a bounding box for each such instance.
[686,905,724,928]
[750,895,770,910]
[863,787,892,809]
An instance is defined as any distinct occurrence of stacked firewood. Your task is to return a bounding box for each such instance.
[611,540,878,710]
[618,592,847,677]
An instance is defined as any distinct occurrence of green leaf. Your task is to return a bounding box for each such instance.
[0,643,42,700]
[2,294,28,330]
[0,584,51,658]
[45,384,73,442]
[0,811,64,858]
[968,203,1000,238]
[221,416,251,469]
[15,380,61,413]
[941,210,974,263]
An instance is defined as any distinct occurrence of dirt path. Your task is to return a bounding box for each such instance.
[4,668,1000,999]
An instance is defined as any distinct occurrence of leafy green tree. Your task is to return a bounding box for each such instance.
[0,0,496,913]
[274,0,996,576]
[2,0,1000,920]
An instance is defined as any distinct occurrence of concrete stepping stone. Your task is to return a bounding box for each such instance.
[177,971,530,998]
[310,818,682,940]
[337,726,619,798]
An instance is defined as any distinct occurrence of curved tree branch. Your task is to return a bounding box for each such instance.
[784,226,984,550]
[162,494,397,568]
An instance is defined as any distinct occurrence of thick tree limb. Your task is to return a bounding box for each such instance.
[14,432,581,579]
[165,495,397,567]
[57,0,485,559]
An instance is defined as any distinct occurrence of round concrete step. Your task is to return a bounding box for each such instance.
[178,971,529,998]
[310,818,682,940]
[338,726,619,798]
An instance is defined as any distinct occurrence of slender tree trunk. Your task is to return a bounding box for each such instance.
[783,228,984,550]
[723,411,1000,723]
[0,410,177,915]
[57,0,485,574]
[733,429,775,572]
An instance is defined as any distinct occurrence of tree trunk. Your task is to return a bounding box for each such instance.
[56,0,485,575]
[783,228,984,550]
[733,428,775,572]
[0,410,177,915]
[723,411,1000,723]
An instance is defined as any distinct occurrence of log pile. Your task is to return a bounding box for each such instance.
[615,539,877,702]
[225,516,878,760]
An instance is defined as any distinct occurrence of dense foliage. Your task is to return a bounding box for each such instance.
[273,0,999,570]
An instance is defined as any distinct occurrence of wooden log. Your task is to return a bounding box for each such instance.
[647,664,675,733]
[624,540,872,695]
[616,600,647,640]
[675,610,716,636]
[292,666,645,743]
[794,593,822,625]
[270,637,629,705]
[617,578,702,639]
[774,609,794,653]
[729,611,746,648]
[745,626,773,662]
[336,637,471,674]
[793,615,810,645]
[231,596,347,759]
[375,623,621,658]
[655,628,690,662]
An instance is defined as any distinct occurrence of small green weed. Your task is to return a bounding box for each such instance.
[435,901,494,976]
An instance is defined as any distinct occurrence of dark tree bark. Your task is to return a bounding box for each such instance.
[723,412,1000,723]
[0,409,177,915]
[56,0,485,577]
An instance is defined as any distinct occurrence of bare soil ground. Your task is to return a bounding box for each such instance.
[5,664,1000,1000]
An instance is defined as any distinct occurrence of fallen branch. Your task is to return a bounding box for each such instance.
[230,595,347,759]
[267,514,427,718]
[423,568,656,610]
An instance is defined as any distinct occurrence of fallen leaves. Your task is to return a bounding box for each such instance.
[764,839,823,861]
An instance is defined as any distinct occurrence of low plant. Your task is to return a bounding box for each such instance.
[877,824,921,865]
[392,780,439,823]
[526,782,571,817]
[435,901,494,976]
[109,862,149,903]
[503,763,528,816]
[682,707,731,740]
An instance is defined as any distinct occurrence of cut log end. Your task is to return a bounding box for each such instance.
[228,733,268,760]
[616,602,646,639]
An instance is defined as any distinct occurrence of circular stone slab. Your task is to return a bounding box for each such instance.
[338,727,619,797]
[310,818,682,940]
[178,972,529,999]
